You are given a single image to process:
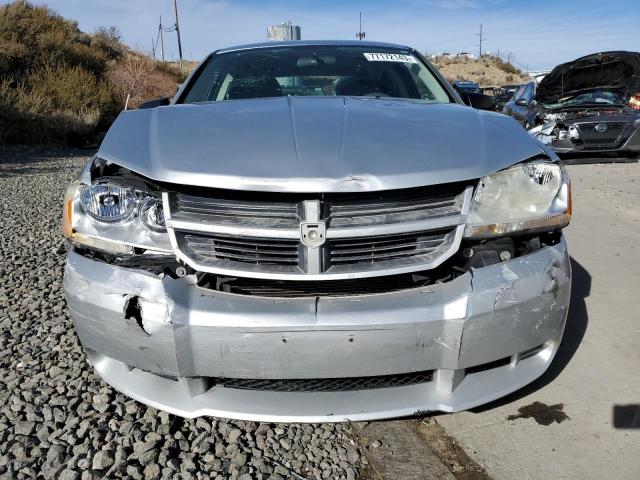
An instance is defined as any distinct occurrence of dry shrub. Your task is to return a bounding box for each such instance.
[433,55,529,86]
[92,26,125,61]
[0,80,50,143]
[0,65,105,144]
[28,64,112,113]
[108,52,181,109]
[0,1,186,144]
[0,1,106,79]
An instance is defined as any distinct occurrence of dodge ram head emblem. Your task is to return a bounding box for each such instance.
[595,123,608,133]
[300,222,326,248]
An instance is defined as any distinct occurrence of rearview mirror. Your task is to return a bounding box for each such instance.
[461,92,495,111]
[139,97,171,109]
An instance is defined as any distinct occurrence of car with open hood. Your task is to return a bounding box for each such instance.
[62,41,572,422]
[526,51,640,157]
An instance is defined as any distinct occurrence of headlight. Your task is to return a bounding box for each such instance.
[63,161,172,255]
[464,160,571,238]
[80,185,138,223]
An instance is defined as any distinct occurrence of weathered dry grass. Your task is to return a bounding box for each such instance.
[433,56,530,86]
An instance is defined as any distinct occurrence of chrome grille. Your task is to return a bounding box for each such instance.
[329,230,451,265]
[575,121,629,149]
[179,233,300,266]
[173,193,299,228]
[165,184,473,280]
[328,191,461,227]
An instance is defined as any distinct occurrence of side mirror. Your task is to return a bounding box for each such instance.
[461,92,495,111]
[138,97,171,109]
[515,98,529,107]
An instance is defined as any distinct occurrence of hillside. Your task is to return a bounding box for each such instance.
[0,1,187,145]
[432,55,530,86]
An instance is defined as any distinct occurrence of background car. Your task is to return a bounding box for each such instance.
[526,51,640,158]
[502,81,535,125]
[452,79,481,94]
[494,84,523,111]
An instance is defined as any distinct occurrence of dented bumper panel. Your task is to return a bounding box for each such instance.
[64,238,571,422]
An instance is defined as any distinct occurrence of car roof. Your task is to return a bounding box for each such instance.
[216,40,412,54]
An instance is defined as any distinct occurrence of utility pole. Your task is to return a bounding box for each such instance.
[476,24,484,58]
[356,12,365,40]
[159,16,165,62]
[173,0,184,72]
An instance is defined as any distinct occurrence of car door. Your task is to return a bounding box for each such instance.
[502,85,525,118]
[511,83,534,125]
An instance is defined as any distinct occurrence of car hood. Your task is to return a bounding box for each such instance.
[536,51,640,105]
[98,96,546,193]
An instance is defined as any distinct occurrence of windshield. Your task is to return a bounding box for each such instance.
[179,46,452,104]
[543,89,625,108]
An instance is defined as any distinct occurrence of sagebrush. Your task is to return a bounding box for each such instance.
[0,1,186,145]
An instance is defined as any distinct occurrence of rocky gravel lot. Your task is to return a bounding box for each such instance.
[0,147,369,480]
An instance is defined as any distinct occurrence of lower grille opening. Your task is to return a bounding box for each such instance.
[210,370,434,392]
[465,356,511,375]
[201,271,436,297]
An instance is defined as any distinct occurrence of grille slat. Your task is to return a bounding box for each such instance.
[182,233,300,266]
[174,193,299,228]
[330,241,440,257]
[192,245,297,256]
[328,191,462,228]
[330,247,439,263]
[213,370,434,392]
[186,237,297,249]
[330,234,447,250]
[329,230,452,266]
[329,199,457,217]
[194,251,300,264]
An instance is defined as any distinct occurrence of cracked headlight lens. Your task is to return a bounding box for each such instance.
[464,160,571,238]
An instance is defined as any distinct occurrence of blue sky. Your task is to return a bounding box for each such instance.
[31,0,640,70]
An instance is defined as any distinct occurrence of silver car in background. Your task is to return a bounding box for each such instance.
[62,41,572,422]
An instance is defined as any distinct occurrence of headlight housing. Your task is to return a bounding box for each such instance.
[80,185,138,223]
[464,159,571,238]
[63,160,172,255]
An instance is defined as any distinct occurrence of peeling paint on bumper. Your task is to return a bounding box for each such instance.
[63,237,571,422]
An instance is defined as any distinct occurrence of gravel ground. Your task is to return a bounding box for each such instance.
[0,147,369,480]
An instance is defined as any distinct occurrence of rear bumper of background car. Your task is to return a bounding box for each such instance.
[64,237,571,422]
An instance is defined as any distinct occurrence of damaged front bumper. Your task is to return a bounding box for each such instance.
[64,237,571,422]
[529,120,640,155]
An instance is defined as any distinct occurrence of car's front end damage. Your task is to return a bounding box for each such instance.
[527,51,640,157]
[62,42,573,422]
